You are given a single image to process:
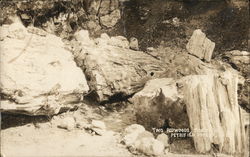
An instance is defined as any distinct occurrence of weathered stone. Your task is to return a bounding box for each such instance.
[27,26,47,37]
[186,29,215,62]
[99,0,110,16]
[226,50,250,65]
[98,0,119,16]
[87,0,100,15]
[124,124,146,135]
[91,120,106,130]
[86,21,101,32]
[129,37,139,51]
[100,9,121,28]
[228,50,250,56]
[157,133,169,148]
[0,23,89,115]
[134,137,165,156]
[108,36,130,49]
[74,30,94,46]
[7,22,28,40]
[122,124,146,146]
[132,71,246,155]
[74,32,166,102]
[57,116,76,131]
[146,47,155,52]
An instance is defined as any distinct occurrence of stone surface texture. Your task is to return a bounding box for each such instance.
[186,29,215,62]
[0,22,89,115]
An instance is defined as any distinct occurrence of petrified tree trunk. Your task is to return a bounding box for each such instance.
[132,71,246,156]
[73,33,166,102]
[181,72,245,155]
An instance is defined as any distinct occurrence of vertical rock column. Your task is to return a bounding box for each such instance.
[181,72,245,155]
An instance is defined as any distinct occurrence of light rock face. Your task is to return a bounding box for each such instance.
[122,124,165,156]
[0,22,89,115]
[134,137,165,156]
[122,124,146,146]
[91,120,106,130]
[74,30,93,46]
[156,133,169,148]
[73,31,166,102]
[108,36,130,49]
[57,116,76,131]
[132,71,246,155]
[186,29,215,62]
[129,37,139,51]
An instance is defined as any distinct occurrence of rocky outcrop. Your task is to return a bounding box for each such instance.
[73,31,166,102]
[186,29,215,62]
[131,70,246,155]
[0,22,89,115]
[0,0,122,38]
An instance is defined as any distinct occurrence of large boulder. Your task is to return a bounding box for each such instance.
[0,22,89,115]
[131,70,246,155]
[186,29,215,62]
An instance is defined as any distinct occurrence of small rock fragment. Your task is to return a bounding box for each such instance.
[74,30,93,45]
[156,133,169,148]
[146,47,155,52]
[129,37,139,51]
[100,9,121,28]
[57,117,75,131]
[100,33,110,40]
[172,17,180,27]
[134,137,164,156]
[92,128,106,136]
[91,120,106,130]
[122,124,146,146]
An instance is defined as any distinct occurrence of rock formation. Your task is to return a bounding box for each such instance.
[186,29,215,62]
[73,31,166,102]
[131,71,246,155]
[0,22,89,115]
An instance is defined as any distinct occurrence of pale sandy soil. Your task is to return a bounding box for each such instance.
[1,123,132,157]
[0,104,246,157]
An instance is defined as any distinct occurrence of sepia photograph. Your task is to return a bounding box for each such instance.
[0,0,249,156]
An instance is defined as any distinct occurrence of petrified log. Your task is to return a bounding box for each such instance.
[131,71,246,155]
[73,32,166,102]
